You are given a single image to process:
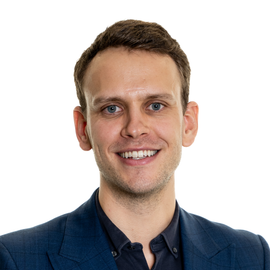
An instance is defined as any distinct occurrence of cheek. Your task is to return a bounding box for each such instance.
[89,119,122,148]
[152,115,182,144]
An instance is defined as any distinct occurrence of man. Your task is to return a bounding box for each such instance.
[0,19,269,270]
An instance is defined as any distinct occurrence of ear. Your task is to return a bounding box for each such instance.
[182,101,199,147]
[73,106,92,151]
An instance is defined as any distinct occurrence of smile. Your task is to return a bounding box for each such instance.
[118,150,158,160]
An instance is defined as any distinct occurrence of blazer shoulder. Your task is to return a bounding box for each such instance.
[0,193,100,269]
[0,194,95,251]
[0,213,70,270]
[192,212,266,246]
[180,208,270,268]
[0,212,69,253]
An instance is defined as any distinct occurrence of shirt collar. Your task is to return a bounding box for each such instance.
[160,202,180,258]
[95,189,180,258]
[95,190,130,254]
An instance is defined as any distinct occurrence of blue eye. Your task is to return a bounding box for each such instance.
[150,103,163,111]
[105,105,121,114]
[107,105,116,113]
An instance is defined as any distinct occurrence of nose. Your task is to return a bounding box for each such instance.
[121,109,150,139]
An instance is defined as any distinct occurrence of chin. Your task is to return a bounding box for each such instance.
[108,173,173,200]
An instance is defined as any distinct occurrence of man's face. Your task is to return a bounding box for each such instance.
[81,47,187,197]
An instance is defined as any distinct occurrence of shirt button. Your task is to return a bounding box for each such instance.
[111,251,118,257]
[128,245,135,250]
[172,247,178,254]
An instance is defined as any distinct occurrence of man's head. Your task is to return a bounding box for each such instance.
[73,20,198,200]
[74,19,191,116]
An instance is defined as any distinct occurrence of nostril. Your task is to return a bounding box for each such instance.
[121,124,150,139]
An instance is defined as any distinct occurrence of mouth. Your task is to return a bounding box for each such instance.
[118,150,159,160]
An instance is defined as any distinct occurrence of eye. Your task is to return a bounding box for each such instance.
[148,103,164,111]
[104,105,122,114]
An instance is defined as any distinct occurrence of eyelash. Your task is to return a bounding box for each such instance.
[103,102,165,115]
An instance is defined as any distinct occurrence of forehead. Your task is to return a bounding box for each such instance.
[83,47,182,105]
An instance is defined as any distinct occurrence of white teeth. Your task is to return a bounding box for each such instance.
[132,151,137,158]
[138,150,143,158]
[119,150,158,159]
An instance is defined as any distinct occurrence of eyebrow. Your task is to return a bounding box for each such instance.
[145,94,175,101]
[92,93,175,107]
[92,96,124,107]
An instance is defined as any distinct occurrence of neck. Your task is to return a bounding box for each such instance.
[98,177,176,244]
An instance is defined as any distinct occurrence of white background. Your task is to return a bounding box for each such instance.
[0,1,269,245]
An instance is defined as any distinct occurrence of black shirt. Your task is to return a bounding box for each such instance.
[95,191,183,270]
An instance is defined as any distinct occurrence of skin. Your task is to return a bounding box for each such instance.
[74,47,198,269]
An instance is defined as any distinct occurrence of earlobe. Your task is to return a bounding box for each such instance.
[73,106,92,151]
[182,101,199,147]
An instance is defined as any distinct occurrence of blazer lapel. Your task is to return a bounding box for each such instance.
[179,208,236,270]
[47,190,118,270]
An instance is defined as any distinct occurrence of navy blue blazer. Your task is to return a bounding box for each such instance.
[0,191,269,270]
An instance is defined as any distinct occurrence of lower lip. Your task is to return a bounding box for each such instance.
[116,151,159,166]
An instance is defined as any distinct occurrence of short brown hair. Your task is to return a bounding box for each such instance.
[74,19,190,114]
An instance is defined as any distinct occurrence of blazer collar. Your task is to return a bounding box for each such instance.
[179,208,236,269]
[47,189,118,270]
[47,189,236,270]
